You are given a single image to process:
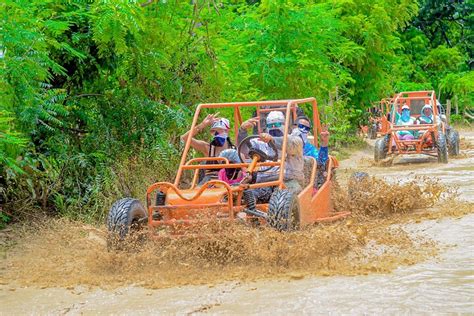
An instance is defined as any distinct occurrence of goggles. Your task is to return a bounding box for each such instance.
[298,123,311,132]
[266,122,283,129]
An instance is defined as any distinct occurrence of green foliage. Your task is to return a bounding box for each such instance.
[440,71,474,113]
[399,0,472,104]
[0,110,26,173]
[0,210,10,229]
[323,101,361,147]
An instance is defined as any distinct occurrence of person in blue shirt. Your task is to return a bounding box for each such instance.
[291,116,329,166]
[395,105,416,140]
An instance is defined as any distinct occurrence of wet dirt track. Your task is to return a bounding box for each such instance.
[1,129,473,315]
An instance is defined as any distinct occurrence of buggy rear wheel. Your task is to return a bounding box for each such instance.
[436,133,448,163]
[107,198,147,249]
[374,135,388,162]
[447,129,460,156]
[267,189,300,231]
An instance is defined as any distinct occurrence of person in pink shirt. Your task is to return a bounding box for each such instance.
[218,149,263,218]
[217,149,246,185]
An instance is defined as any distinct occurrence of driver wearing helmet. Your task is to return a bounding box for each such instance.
[238,111,304,200]
[217,149,247,185]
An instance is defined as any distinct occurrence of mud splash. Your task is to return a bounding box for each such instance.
[334,176,456,218]
[1,177,472,290]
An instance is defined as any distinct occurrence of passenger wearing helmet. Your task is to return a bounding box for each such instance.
[217,149,259,216]
[249,105,305,134]
[417,104,439,125]
[181,114,236,184]
[181,114,235,156]
[217,149,246,185]
[396,105,416,140]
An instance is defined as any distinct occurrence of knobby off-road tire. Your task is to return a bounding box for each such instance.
[436,133,448,164]
[107,198,147,249]
[374,135,389,162]
[267,189,300,231]
[447,129,460,156]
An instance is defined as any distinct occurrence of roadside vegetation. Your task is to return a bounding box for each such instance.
[1,0,472,225]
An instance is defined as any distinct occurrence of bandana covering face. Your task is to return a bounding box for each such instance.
[225,168,239,180]
[299,131,308,143]
[291,128,308,143]
[211,132,228,147]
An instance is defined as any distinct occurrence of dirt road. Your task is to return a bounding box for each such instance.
[1,129,473,315]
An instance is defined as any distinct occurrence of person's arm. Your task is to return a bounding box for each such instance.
[317,146,329,166]
[318,124,330,165]
[238,117,259,145]
[259,133,283,149]
[180,113,217,143]
[238,128,248,146]
[180,114,217,155]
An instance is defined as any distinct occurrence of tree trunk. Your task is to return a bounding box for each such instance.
[455,95,459,115]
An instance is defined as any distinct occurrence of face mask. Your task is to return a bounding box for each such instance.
[210,132,228,147]
[211,135,226,147]
[401,111,410,122]
[299,131,308,143]
[269,129,284,137]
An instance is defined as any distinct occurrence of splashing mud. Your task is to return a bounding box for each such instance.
[334,176,456,218]
[1,176,472,290]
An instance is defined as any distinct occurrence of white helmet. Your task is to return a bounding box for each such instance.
[266,111,285,125]
[266,111,285,136]
[219,149,240,163]
[210,118,230,131]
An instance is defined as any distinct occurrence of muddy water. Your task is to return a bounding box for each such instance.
[1,129,473,314]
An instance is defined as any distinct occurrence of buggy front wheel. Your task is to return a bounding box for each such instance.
[106,198,147,249]
[267,189,300,231]
[436,133,448,164]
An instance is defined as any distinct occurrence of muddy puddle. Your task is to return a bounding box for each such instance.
[1,129,473,314]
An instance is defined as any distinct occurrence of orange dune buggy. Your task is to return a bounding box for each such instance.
[107,98,350,240]
[374,91,449,163]
[367,98,393,139]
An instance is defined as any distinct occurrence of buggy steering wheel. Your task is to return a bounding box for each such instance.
[237,135,279,173]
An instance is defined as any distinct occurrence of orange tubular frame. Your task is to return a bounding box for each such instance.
[385,90,445,158]
[145,98,348,237]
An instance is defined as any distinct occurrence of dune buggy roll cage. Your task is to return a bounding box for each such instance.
[387,90,444,156]
[174,98,323,190]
